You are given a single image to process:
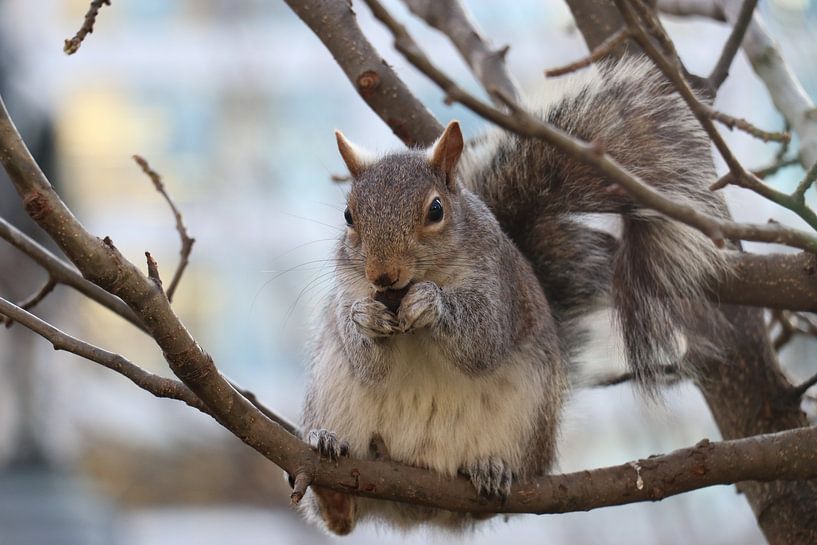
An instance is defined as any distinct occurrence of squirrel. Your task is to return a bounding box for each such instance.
[299,56,729,535]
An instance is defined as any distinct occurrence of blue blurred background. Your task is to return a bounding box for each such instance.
[0,0,815,543]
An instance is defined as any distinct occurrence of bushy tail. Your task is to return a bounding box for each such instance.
[461,56,730,386]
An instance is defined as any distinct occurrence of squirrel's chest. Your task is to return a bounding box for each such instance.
[322,333,541,476]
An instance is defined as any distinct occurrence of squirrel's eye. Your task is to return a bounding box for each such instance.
[427,197,444,223]
[344,207,354,227]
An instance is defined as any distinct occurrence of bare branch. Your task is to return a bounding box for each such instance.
[705,104,790,143]
[790,372,817,399]
[545,29,631,77]
[0,216,146,332]
[753,156,800,179]
[133,155,194,302]
[657,0,817,168]
[63,0,111,55]
[715,252,817,313]
[282,0,442,146]
[708,0,757,89]
[793,160,817,203]
[615,0,817,235]
[590,365,681,388]
[0,295,206,413]
[402,0,519,104]
[2,276,57,328]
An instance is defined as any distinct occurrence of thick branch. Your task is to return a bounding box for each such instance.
[282,0,442,146]
[402,0,519,104]
[716,251,817,312]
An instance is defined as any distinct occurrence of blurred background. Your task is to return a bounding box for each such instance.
[0,0,815,543]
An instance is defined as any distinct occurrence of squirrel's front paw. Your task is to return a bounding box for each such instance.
[398,281,442,332]
[307,429,350,461]
[350,298,399,338]
[463,457,513,501]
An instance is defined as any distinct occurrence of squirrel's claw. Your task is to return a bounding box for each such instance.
[463,457,513,501]
[350,298,399,338]
[307,429,350,461]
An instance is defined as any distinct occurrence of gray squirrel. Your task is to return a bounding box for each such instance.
[299,57,729,534]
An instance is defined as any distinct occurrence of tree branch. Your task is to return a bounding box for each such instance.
[282,0,442,146]
[707,0,757,89]
[657,0,817,168]
[545,29,631,78]
[705,103,790,143]
[0,216,146,332]
[401,0,519,104]
[614,0,817,236]
[0,295,206,413]
[715,251,817,312]
[63,0,111,55]
[2,276,56,328]
[133,155,195,302]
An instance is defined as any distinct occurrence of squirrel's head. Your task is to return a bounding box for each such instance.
[334,121,464,297]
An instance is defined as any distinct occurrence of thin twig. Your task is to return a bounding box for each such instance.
[0,216,146,332]
[3,277,57,328]
[752,157,800,179]
[0,295,207,413]
[290,472,313,505]
[789,372,817,399]
[145,251,164,291]
[133,155,195,302]
[793,161,817,203]
[708,0,758,89]
[705,104,791,143]
[546,28,631,77]
[590,365,681,387]
[63,0,111,55]
[771,310,796,351]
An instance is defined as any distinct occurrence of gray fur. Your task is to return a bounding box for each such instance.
[302,146,566,532]
[460,56,730,385]
[300,56,729,534]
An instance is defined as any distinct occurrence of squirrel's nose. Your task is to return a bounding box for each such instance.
[373,273,398,288]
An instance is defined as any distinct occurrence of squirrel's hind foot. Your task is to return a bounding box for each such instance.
[307,429,350,461]
[462,457,513,501]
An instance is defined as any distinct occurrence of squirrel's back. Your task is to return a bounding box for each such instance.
[461,56,729,384]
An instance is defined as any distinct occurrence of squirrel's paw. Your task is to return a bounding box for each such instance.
[307,429,350,461]
[398,281,442,332]
[350,298,399,338]
[463,457,513,501]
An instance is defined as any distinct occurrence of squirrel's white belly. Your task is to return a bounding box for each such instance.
[312,331,545,476]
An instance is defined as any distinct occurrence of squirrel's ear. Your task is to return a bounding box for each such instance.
[428,120,463,189]
[335,130,373,178]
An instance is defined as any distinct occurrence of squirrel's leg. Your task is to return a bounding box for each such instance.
[460,457,513,501]
[336,297,397,383]
[397,281,513,374]
[304,429,358,535]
